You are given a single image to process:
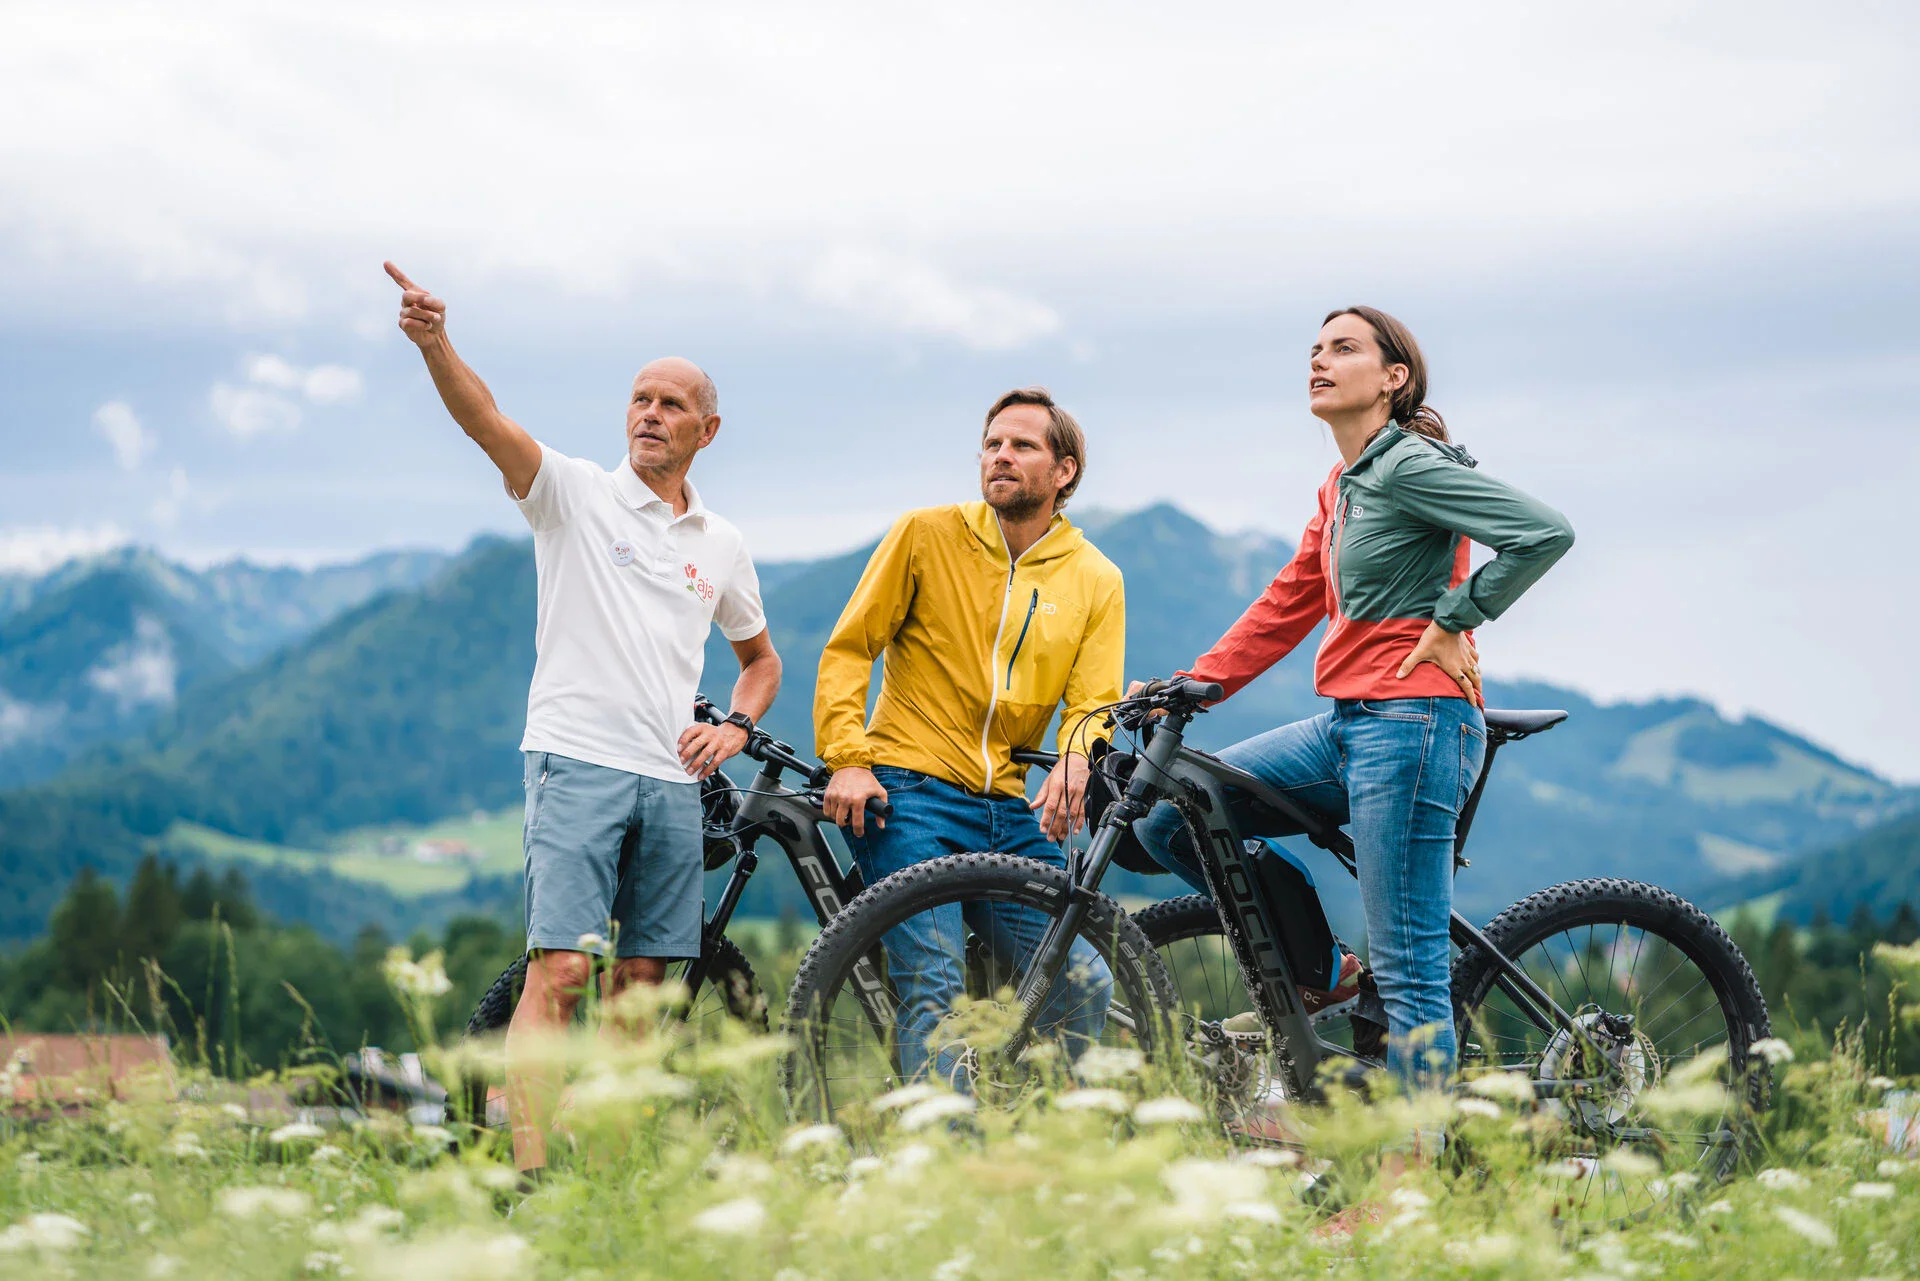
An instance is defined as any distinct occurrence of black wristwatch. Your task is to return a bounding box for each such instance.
[721,711,755,735]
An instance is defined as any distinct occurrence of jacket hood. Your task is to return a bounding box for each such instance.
[960,501,1086,563]
[1349,423,1478,476]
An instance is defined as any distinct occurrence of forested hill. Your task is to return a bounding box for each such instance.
[0,505,1909,942]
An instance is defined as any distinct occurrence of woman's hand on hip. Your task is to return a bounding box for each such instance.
[1395,620,1482,704]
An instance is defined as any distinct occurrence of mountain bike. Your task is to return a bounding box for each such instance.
[784,679,1771,1214]
[458,697,895,1125]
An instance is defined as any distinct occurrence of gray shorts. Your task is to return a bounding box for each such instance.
[522,751,703,959]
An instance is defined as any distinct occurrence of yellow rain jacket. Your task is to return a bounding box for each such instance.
[814,502,1126,798]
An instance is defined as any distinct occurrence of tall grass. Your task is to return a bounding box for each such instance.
[0,945,1915,1279]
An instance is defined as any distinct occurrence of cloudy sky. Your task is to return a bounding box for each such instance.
[4,2,1918,776]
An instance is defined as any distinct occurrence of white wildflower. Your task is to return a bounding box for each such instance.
[1162,1157,1273,1224]
[1749,1037,1795,1065]
[1055,1088,1131,1113]
[219,1186,311,1219]
[1773,1205,1836,1247]
[271,1122,327,1143]
[1075,1045,1146,1083]
[127,1191,156,1208]
[1455,1097,1503,1120]
[383,947,454,999]
[780,1124,847,1155]
[147,1254,181,1277]
[304,1250,345,1273]
[1849,1182,1896,1200]
[899,1094,976,1131]
[575,932,611,954]
[888,1143,938,1180]
[219,1102,249,1120]
[1666,1171,1702,1192]
[847,1156,884,1179]
[1601,1148,1660,1179]
[163,1131,208,1159]
[1875,1159,1911,1177]
[0,1213,90,1253]
[1387,1187,1431,1211]
[1652,1230,1699,1249]
[412,1123,455,1147]
[932,1249,975,1281]
[1234,1148,1299,1168]
[692,1196,767,1236]
[341,1205,406,1245]
[1464,1071,1536,1101]
[1133,1096,1206,1125]
[1703,1199,1734,1214]
[871,1083,942,1112]
[1542,1157,1597,1180]
[1757,1167,1809,1191]
[1444,1234,1518,1265]
[1866,1075,1897,1091]
[310,1145,346,1164]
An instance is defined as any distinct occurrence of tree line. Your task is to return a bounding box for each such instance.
[2,858,1917,1075]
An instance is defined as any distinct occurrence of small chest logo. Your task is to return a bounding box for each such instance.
[608,539,636,567]
[1041,602,1057,615]
[683,561,715,603]
[1350,505,1365,518]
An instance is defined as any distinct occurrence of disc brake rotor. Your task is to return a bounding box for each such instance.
[1538,1009,1661,1128]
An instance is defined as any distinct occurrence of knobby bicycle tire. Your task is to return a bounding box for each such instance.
[782,851,1178,1123]
[1449,877,1771,1208]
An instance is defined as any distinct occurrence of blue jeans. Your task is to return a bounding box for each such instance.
[1137,698,1486,1091]
[849,766,1114,1083]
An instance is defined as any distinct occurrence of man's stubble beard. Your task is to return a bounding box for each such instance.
[985,483,1051,523]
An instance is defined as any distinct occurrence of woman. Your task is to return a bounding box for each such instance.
[1137,306,1574,1106]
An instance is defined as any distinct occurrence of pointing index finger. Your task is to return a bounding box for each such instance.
[383,261,418,291]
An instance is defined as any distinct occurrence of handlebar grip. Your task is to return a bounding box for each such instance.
[1174,678,1224,703]
[866,797,894,821]
[692,696,723,725]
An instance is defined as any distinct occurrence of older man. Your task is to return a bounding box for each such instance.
[385,263,781,1180]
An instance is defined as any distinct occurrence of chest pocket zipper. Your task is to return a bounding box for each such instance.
[1005,588,1039,690]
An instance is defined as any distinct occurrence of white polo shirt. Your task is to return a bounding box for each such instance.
[515,443,766,782]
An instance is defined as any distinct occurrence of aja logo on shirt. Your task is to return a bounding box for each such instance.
[683,562,715,603]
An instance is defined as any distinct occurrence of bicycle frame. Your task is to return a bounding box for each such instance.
[1011,703,1617,1101]
[684,737,897,1052]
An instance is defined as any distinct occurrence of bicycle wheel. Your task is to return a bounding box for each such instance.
[459,935,767,1128]
[1450,878,1770,1218]
[783,852,1176,1132]
[1137,895,1387,1052]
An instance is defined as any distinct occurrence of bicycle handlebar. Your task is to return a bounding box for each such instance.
[692,696,892,820]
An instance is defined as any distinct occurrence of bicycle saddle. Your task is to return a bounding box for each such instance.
[1482,708,1568,737]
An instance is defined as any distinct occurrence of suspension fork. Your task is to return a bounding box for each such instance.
[1004,720,1186,1058]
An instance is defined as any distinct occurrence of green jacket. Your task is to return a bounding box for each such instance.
[1190,425,1574,701]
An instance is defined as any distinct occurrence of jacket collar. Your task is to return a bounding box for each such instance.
[613,461,708,524]
[960,501,1079,563]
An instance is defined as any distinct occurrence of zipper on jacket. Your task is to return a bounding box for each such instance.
[1005,588,1039,690]
[979,523,1040,793]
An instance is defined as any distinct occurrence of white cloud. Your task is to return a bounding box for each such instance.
[243,354,363,403]
[85,614,178,710]
[210,383,301,437]
[0,524,129,574]
[802,248,1061,351]
[150,466,190,528]
[93,400,154,470]
[2,4,1912,340]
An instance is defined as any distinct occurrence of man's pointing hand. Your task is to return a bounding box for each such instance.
[385,261,446,348]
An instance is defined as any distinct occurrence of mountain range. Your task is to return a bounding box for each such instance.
[0,505,1912,944]
[0,547,447,788]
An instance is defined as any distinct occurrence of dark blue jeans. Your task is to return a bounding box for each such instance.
[1137,698,1485,1091]
[849,766,1113,1082]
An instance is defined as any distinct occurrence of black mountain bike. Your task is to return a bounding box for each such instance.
[460,697,895,1124]
[785,679,1770,1213]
